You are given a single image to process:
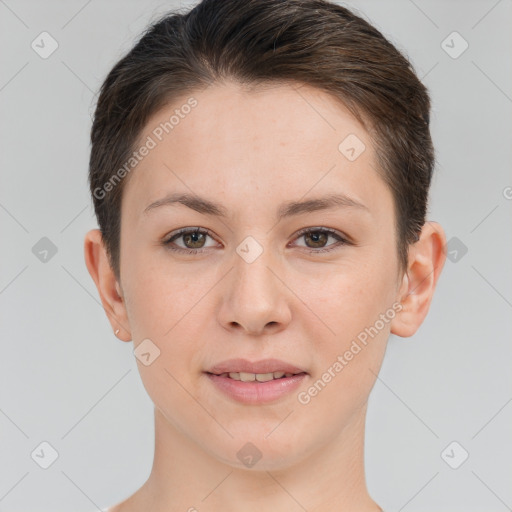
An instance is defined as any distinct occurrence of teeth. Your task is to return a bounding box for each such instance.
[226,371,295,381]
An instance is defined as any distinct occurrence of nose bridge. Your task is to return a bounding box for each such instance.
[232,236,279,301]
[219,234,291,334]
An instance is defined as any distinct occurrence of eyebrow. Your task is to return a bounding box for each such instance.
[143,192,370,220]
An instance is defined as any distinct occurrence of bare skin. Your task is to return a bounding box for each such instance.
[85,80,446,512]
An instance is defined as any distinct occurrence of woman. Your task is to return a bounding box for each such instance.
[84,0,446,510]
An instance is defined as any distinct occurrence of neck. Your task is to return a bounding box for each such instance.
[126,404,381,512]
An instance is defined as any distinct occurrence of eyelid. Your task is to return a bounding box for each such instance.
[163,227,218,247]
[291,226,351,243]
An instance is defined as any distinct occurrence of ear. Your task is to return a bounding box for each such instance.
[390,221,447,338]
[83,229,132,341]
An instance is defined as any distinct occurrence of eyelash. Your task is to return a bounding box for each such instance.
[162,227,351,255]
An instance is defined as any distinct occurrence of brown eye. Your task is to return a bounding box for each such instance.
[181,230,207,249]
[163,227,216,254]
[293,227,350,253]
[304,230,329,249]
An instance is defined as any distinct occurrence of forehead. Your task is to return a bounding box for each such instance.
[121,80,392,226]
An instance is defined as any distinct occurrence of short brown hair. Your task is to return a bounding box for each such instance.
[89,0,434,281]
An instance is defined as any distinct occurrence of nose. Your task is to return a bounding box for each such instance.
[217,243,292,336]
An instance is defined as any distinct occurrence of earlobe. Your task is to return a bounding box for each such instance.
[83,229,132,341]
[390,221,447,338]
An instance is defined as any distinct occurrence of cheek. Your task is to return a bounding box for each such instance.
[122,253,201,339]
[123,278,168,339]
[122,268,205,417]
[122,263,209,383]
[306,259,396,386]
[309,258,395,335]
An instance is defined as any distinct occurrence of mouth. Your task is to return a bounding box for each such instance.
[206,370,307,382]
[205,358,308,381]
[204,360,308,404]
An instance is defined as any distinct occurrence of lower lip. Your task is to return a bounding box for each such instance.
[205,372,307,404]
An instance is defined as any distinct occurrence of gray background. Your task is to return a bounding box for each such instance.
[1,0,511,511]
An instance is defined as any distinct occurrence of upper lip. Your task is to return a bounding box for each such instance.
[206,358,307,375]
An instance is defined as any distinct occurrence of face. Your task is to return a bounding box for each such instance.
[115,81,404,469]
